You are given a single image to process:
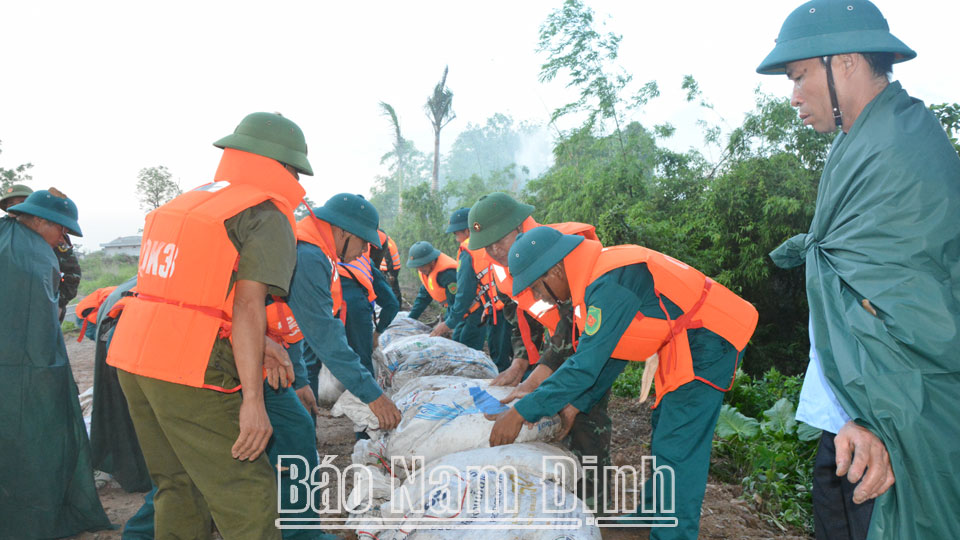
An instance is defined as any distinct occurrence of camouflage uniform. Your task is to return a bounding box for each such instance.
[55,238,81,322]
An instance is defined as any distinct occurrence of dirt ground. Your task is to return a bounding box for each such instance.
[64,335,809,540]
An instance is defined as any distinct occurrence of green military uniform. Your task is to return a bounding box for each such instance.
[407,241,459,322]
[448,247,487,349]
[509,228,740,540]
[465,193,612,496]
[118,201,296,540]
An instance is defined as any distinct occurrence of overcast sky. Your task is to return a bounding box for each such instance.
[2,0,956,252]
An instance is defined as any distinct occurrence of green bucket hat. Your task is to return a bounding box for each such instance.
[445,207,471,234]
[314,193,381,247]
[757,0,915,74]
[214,112,313,176]
[466,192,534,250]
[407,241,442,268]
[0,184,33,211]
[8,189,83,236]
[509,226,583,296]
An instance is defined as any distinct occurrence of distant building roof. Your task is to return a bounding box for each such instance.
[100,235,142,248]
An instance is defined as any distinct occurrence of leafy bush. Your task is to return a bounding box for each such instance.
[713,368,820,534]
[612,363,643,398]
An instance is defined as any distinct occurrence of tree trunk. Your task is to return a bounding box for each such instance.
[432,132,440,192]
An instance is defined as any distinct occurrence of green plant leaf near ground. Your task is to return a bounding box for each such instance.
[716,404,760,440]
[713,368,817,534]
[761,398,797,435]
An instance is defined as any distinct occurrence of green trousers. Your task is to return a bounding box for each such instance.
[641,379,726,540]
[452,309,486,350]
[118,370,281,540]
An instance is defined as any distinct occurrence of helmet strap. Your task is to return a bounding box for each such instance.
[543,280,561,306]
[823,55,843,128]
[339,236,351,262]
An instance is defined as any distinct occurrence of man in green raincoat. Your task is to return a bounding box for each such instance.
[759,1,960,538]
[0,189,111,538]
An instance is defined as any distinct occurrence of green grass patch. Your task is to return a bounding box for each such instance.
[77,252,138,298]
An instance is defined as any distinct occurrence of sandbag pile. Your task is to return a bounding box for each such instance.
[328,315,599,539]
[378,312,431,350]
[375,334,499,393]
[336,377,562,471]
[345,443,599,540]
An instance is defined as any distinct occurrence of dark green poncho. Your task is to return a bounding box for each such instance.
[0,217,111,538]
[90,276,151,492]
[771,82,960,538]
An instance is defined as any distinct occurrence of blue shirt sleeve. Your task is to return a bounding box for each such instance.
[408,283,433,320]
[288,340,308,390]
[287,242,383,403]
[445,251,478,327]
[372,267,399,333]
[514,270,643,423]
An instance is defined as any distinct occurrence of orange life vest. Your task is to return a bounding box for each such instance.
[378,232,401,272]
[105,288,137,320]
[265,296,303,346]
[457,239,504,321]
[74,286,118,341]
[564,241,759,407]
[338,254,377,303]
[106,148,305,391]
[418,252,458,305]
[296,215,347,324]
[489,217,599,363]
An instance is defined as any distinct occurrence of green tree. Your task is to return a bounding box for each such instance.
[538,0,658,151]
[442,114,540,188]
[0,140,34,191]
[136,165,181,212]
[294,196,317,220]
[425,66,456,192]
[379,102,412,212]
[930,102,960,157]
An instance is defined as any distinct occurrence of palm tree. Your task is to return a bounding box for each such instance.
[424,66,456,192]
[380,101,408,212]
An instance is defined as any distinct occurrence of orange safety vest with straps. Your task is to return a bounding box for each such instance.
[457,239,504,322]
[378,232,401,272]
[106,148,305,391]
[418,252,458,305]
[338,254,376,303]
[105,288,137,320]
[564,241,759,407]
[296,214,347,324]
[74,286,118,342]
[489,217,599,364]
[265,296,303,346]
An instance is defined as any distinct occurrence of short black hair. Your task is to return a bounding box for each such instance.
[861,52,895,79]
[820,52,894,80]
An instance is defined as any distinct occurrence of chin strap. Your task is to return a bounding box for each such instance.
[823,55,843,129]
[338,236,350,262]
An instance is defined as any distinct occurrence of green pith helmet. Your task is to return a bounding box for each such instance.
[8,189,83,236]
[407,241,442,268]
[757,0,915,74]
[214,112,313,175]
[0,184,33,211]
[314,193,381,247]
[445,207,471,234]
[466,192,534,250]
[508,226,583,296]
